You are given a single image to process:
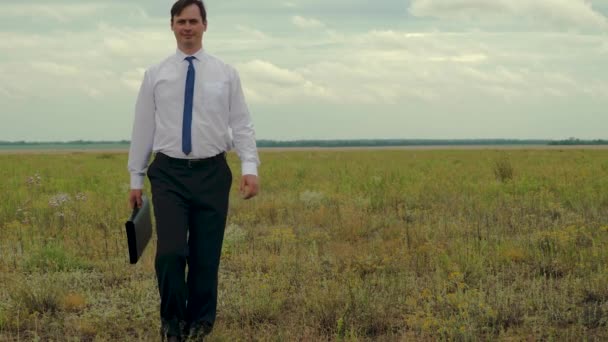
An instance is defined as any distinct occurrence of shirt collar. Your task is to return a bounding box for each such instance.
[175,48,205,63]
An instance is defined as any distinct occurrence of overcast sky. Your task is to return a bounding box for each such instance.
[1,0,607,141]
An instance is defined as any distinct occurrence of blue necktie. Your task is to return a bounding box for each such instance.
[182,56,196,155]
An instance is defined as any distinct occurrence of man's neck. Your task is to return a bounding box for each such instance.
[179,44,203,56]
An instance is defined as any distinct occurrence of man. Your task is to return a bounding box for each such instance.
[127,0,260,340]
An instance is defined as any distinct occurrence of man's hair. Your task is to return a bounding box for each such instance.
[171,0,207,23]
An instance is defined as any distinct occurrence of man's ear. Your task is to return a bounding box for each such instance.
[203,20,208,32]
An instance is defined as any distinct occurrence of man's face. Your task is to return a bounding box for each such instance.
[171,4,206,49]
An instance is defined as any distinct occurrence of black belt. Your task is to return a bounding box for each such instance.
[155,152,226,168]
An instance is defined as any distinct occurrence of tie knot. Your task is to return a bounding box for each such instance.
[185,56,196,64]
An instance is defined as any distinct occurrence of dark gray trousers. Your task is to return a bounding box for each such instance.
[147,152,232,337]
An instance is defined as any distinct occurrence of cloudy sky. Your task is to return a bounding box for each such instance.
[1,0,607,141]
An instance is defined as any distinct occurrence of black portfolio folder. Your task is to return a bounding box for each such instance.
[125,195,152,264]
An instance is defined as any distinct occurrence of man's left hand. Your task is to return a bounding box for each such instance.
[240,174,259,199]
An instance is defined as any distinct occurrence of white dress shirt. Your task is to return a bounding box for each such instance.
[128,48,260,189]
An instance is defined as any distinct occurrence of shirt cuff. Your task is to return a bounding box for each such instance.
[241,162,258,176]
[130,174,145,189]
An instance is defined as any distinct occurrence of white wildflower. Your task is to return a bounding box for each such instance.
[299,190,324,206]
[49,193,71,207]
[26,173,42,186]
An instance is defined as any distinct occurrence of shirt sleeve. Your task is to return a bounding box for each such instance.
[228,67,260,176]
[127,69,156,189]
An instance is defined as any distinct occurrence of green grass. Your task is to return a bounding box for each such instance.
[0,149,607,341]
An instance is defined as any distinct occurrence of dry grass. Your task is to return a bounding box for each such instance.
[0,149,607,341]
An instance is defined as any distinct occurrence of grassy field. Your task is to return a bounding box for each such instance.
[0,149,607,341]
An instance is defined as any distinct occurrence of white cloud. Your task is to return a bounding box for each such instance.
[31,62,80,77]
[0,23,169,101]
[2,21,605,107]
[0,86,11,99]
[238,60,306,86]
[0,5,606,140]
[429,53,488,63]
[292,15,325,29]
[83,86,103,98]
[0,3,108,22]
[583,83,608,98]
[409,0,608,30]
[97,23,173,58]
[104,37,132,56]
[121,68,146,92]
[0,32,47,49]
[237,60,333,103]
[235,25,271,40]
[232,28,608,105]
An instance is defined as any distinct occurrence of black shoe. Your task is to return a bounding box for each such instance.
[186,321,213,341]
[160,318,187,342]
[160,331,182,342]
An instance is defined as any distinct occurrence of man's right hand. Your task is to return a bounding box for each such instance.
[129,189,143,209]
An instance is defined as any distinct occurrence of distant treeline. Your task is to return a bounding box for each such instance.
[547,138,608,145]
[1,139,607,147]
[256,139,554,147]
[0,140,130,145]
